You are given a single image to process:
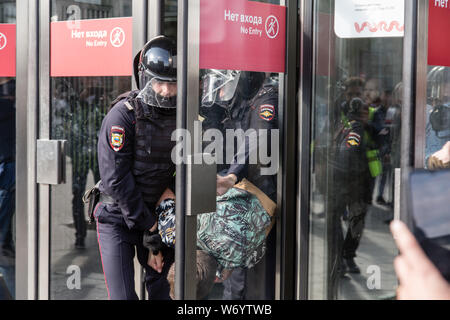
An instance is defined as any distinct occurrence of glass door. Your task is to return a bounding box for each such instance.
[35,0,145,300]
[307,0,404,300]
[48,0,133,300]
[175,0,291,300]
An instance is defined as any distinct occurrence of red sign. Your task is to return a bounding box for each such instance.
[0,24,16,77]
[428,1,450,67]
[51,17,133,77]
[200,0,286,73]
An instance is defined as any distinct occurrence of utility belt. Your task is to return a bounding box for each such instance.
[82,180,116,224]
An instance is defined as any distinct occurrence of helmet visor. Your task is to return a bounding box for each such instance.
[137,77,177,109]
[201,70,240,107]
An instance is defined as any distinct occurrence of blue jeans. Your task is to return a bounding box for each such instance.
[0,162,15,250]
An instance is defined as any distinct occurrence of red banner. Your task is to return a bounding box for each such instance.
[51,17,133,77]
[0,24,16,77]
[428,1,450,67]
[200,0,286,73]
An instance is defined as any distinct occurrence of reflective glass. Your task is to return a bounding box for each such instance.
[0,0,16,301]
[50,0,132,300]
[308,0,402,300]
[425,66,450,170]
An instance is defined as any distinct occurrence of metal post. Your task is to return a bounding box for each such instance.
[38,0,51,301]
[296,0,313,301]
[401,0,418,226]
[16,0,39,300]
[175,0,201,300]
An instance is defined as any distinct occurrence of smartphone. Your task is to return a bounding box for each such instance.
[408,169,450,281]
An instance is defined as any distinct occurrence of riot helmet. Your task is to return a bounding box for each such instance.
[137,36,177,109]
[201,69,265,108]
[346,97,369,122]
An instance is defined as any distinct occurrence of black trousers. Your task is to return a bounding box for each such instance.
[96,218,174,300]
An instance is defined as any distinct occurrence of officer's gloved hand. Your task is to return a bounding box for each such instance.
[143,229,166,255]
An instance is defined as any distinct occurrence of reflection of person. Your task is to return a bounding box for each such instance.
[95,36,177,300]
[363,78,382,109]
[369,81,394,205]
[332,77,381,275]
[201,70,278,300]
[428,141,450,170]
[390,220,450,300]
[0,77,15,260]
[72,81,106,249]
[425,69,450,167]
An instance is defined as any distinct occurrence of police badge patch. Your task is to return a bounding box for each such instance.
[346,132,361,148]
[110,126,125,152]
[259,105,275,122]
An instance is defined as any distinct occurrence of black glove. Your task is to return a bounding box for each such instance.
[143,229,165,255]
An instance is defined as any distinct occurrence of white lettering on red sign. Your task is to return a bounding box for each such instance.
[434,0,449,8]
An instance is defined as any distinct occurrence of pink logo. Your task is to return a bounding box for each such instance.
[0,32,7,51]
[354,21,404,33]
[265,15,279,39]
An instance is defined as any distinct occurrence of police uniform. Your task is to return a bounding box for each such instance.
[333,119,374,262]
[95,94,176,300]
[218,82,278,300]
[94,36,178,300]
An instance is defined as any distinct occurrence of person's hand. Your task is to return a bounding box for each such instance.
[430,141,450,169]
[149,221,158,233]
[148,251,164,273]
[216,174,237,196]
[390,220,450,300]
[157,188,176,207]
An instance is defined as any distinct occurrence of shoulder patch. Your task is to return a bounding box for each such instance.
[345,132,361,148]
[110,126,125,152]
[259,105,275,122]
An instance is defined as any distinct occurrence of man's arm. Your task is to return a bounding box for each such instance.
[98,103,155,231]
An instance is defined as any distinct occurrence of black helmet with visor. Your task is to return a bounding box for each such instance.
[137,36,177,109]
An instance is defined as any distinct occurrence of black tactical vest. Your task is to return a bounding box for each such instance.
[129,97,177,212]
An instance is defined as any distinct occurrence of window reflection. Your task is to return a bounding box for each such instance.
[0,0,15,300]
[309,0,402,300]
[50,0,131,300]
[425,66,450,170]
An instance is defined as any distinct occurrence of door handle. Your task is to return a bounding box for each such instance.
[36,139,67,185]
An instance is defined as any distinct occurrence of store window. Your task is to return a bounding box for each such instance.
[0,0,16,300]
[308,0,403,299]
[49,0,132,300]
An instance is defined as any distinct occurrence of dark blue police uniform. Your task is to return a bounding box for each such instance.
[95,97,175,300]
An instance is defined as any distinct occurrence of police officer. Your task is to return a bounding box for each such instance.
[95,36,177,300]
[333,96,377,275]
[201,70,278,300]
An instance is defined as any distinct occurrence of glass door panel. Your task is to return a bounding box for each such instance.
[49,0,132,300]
[308,0,403,300]
[179,0,286,300]
[0,0,16,300]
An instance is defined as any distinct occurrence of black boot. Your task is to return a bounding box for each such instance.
[344,258,361,274]
[75,237,85,250]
